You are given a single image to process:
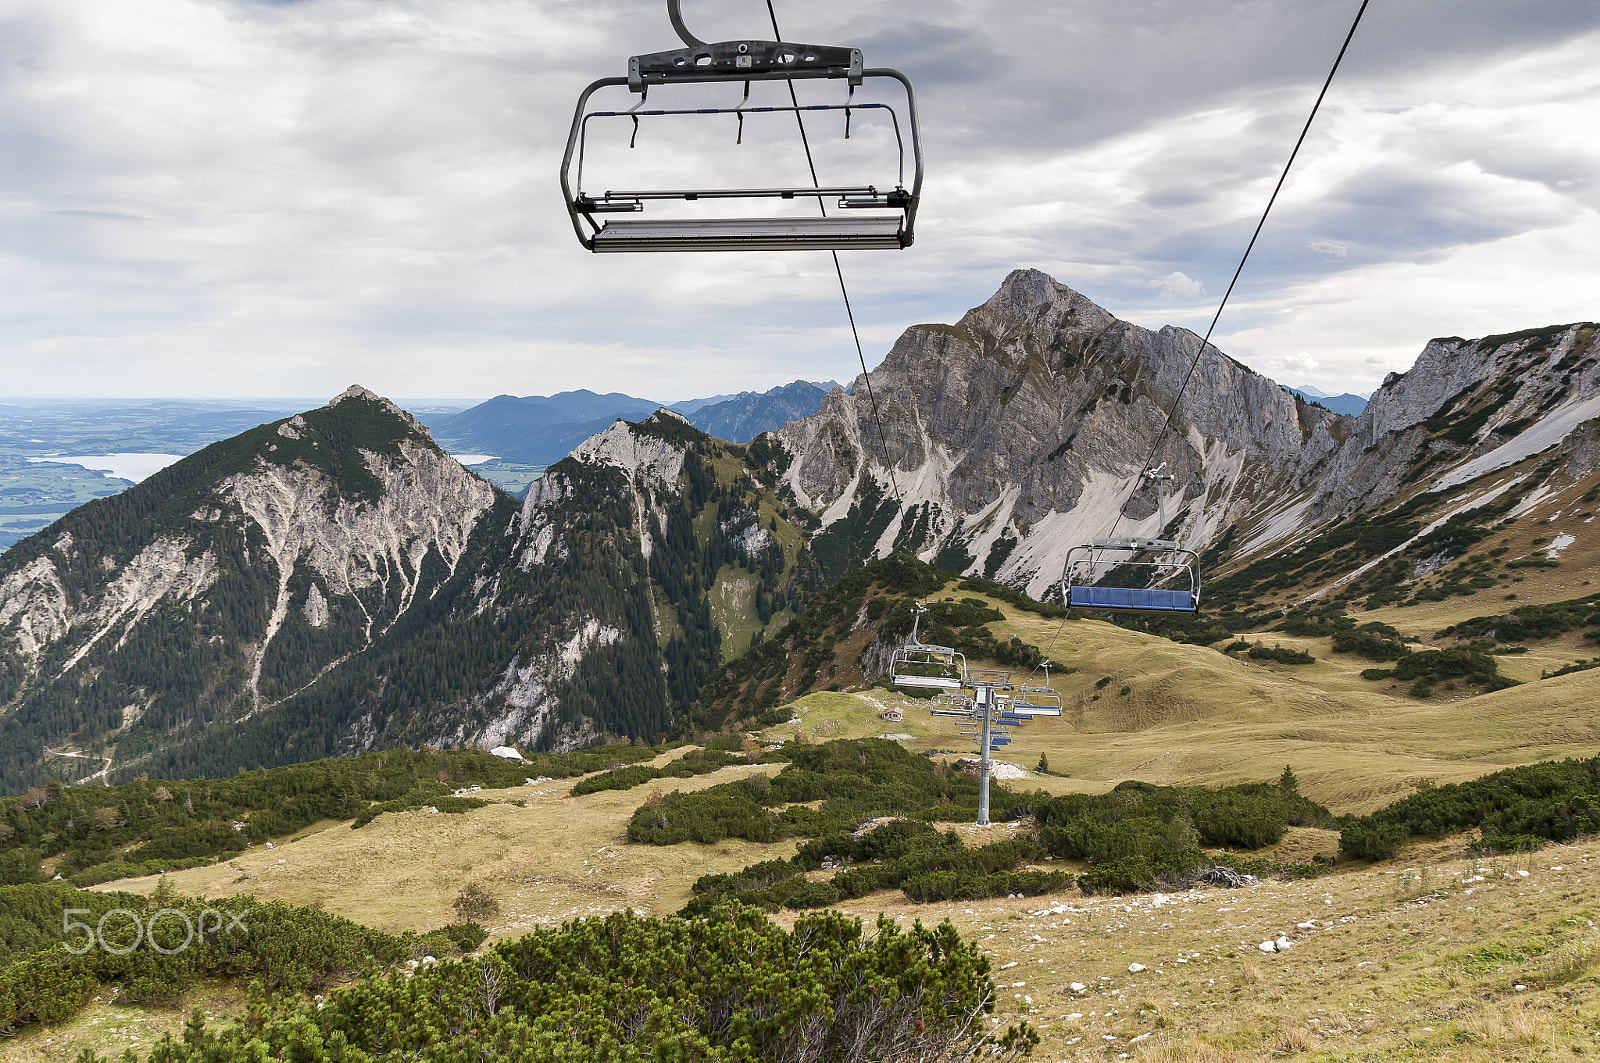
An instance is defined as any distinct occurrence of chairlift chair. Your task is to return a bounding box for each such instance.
[560,0,923,253]
[1060,465,1201,614]
[1011,662,1064,717]
[889,604,967,690]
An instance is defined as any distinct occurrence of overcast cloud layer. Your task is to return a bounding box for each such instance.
[1,0,1597,402]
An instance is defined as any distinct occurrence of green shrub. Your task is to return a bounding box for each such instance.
[111,906,1036,1063]
[0,895,417,1033]
[1339,820,1407,861]
[1248,644,1315,664]
[686,820,1072,913]
[628,739,1036,849]
[1332,621,1410,661]
[1339,755,1600,859]
[1036,780,1334,893]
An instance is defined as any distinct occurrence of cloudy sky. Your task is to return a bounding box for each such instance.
[2,0,1597,403]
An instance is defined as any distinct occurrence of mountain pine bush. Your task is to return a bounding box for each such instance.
[52,904,1035,1063]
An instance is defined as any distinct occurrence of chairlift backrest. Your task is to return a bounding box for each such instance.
[560,0,923,253]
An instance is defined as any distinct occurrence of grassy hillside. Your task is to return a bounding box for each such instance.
[5,538,1600,1061]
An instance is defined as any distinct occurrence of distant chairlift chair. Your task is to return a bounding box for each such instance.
[1008,662,1064,719]
[1060,466,1201,614]
[560,0,923,253]
[889,604,966,690]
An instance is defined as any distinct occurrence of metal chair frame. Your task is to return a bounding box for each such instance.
[560,0,923,253]
[1059,464,1201,614]
[1010,663,1065,716]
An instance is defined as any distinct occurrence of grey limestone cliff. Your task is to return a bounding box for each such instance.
[770,270,1598,597]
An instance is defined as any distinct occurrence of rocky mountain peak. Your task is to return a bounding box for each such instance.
[326,384,430,438]
[771,272,1600,599]
[567,411,700,485]
[774,270,1341,594]
[958,268,1118,346]
[0,390,504,787]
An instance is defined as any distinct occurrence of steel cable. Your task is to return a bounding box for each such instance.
[765,0,904,511]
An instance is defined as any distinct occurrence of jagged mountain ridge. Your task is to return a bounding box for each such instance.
[759,270,1598,601]
[0,394,819,788]
[1288,388,1367,417]
[687,381,836,444]
[2,272,1594,788]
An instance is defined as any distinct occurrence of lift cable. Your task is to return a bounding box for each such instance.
[1031,0,1371,675]
[765,0,904,509]
[1105,0,1370,543]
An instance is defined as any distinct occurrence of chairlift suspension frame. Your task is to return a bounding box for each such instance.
[887,603,967,690]
[560,0,923,252]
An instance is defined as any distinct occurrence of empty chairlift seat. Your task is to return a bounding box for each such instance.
[1061,537,1202,615]
[889,603,967,689]
[560,2,923,254]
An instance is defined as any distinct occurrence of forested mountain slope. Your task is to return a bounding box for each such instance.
[0,395,821,789]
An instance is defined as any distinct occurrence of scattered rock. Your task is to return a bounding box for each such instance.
[1128,963,1147,973]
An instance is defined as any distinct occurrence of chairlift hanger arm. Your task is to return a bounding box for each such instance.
[653,0,860,86]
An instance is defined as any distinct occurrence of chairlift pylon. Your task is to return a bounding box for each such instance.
[560,0,923,252]
[1061,464,1201,614]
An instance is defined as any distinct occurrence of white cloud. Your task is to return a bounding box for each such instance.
[1153,271,1205,301]
[0,0,1597,400]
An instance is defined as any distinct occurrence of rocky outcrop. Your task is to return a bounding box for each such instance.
[0,555,71,659]
[775,270,1346,595]
[0,388,515,786]
[221,437,494,705]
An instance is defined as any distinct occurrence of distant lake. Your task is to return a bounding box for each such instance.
[451,455,497,466]
[26,453,183,483]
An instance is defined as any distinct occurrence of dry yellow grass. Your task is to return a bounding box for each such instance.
[751,591,1600,815]
[88,750,799,934]
[10,556,1600,1063]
